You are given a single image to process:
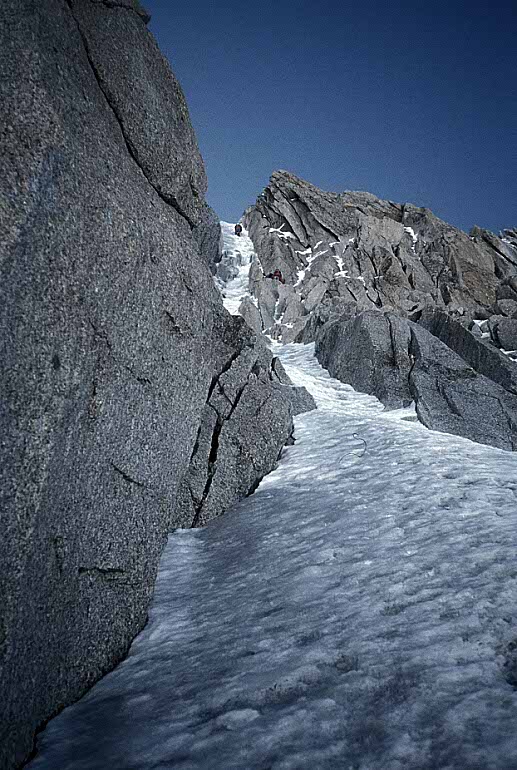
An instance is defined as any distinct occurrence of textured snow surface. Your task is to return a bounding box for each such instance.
[30,344,517,769]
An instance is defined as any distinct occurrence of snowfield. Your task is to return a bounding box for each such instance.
[29,224,517,769]
[30,341,517,770]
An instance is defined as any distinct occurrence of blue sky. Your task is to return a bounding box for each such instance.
[146,0,516,233]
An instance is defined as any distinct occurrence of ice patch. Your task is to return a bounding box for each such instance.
[404,226,418,244]
[404,226,418,253]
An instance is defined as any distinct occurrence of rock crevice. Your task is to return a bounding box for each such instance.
[67,0,196,228]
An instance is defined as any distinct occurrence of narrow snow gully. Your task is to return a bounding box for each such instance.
[215,221,256,315]
[29,227,517,770]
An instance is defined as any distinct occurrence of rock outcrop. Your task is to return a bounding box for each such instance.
[0,5,309,768]
[243,171,517,450]
[243,171,517,343]
[173,315,314,528]
[418,310,517,395]
[316,311,517,451]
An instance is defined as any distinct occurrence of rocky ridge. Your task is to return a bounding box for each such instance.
[0,6,312,769]
[242,171,517,450]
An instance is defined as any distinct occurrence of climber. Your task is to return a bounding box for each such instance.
[234,223,242,236]
[273,269,285,284]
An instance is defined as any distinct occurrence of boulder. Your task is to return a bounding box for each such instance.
[494,299,517,318]
[299,298,359,344]
[315,311,517,450]
[315,311,413,408]
[283,316,310,344]
[487,315,506,346]
[276,282,303,324]
[282,294,305,325]
[270,358,317,415]
[491,318,517,351]
[496,279,517,304]
[238,296,263,335]
[256,279,279,330]
[304,280,330,313]
[468,321,483,338]
[248,256,265,300]
[408,325,517,451]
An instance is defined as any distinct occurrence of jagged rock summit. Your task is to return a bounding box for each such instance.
[243,170,517,343]
[243,171,517,450]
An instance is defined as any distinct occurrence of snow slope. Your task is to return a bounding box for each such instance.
[30,340,517,770]
[216,221,256,315]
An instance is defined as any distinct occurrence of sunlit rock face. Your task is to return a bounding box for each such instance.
[243,170,517,342]
[243,172,517,450]
[0,6,306,768]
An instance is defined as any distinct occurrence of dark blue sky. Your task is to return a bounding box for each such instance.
[146,0,516,234]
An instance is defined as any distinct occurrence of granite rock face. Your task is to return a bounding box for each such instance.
[173,315,315,528]
[242,171,517,450]
[418,310,517,395]
[0,4,302,768]
[315,312,413,409]
[243,171,517,342]
[68,0,207,225]
[408,324,517,450]
[316,311,517,450]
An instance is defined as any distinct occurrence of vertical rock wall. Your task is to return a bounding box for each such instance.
[0,4,299,767]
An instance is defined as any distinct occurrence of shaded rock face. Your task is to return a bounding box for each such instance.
[173,316,315,528]
[408,325,517,451]
[316,312,517,451]
[192,201,222,274]
[243,171,517,342]
[419,310,517,395]
[488,317,517,352]
[315,312,413,409]
[0,4,303,768]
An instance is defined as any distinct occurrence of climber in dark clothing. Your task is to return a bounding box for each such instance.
[234,223,243,236]
[266,269,285,284]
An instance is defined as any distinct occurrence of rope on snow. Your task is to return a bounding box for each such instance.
[339,433,367,462]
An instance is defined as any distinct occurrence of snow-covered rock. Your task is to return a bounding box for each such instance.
[240,172,517,451]
[242,171,517,343]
